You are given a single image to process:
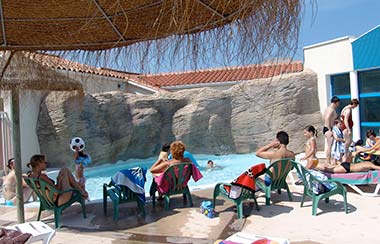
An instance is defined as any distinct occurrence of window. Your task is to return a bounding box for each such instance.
[358,69,380,138]
[330,73,351,114]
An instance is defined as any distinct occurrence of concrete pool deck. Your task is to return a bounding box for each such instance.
[0,182,379,244]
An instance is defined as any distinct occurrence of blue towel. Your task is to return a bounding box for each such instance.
[75,155,91,167]
[112,167,147,204]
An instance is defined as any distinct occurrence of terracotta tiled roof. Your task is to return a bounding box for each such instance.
[137,61,303,87]
[27,52,164,92]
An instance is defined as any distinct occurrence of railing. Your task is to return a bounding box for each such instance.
[0,111,13,174]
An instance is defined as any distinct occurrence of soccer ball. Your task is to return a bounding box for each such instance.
[70,137,85,152]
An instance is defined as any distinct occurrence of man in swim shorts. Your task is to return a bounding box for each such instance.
[323,96,340,165]
[2,158,34,206]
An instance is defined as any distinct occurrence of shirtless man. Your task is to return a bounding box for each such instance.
[256,131,295,163]
[340,99,359,161]
[2,158,34,206]
[323,96,340,165]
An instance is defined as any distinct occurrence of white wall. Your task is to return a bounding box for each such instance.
[304,37,355,112]
[19,90,47,171]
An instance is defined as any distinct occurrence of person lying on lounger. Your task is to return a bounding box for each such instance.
[317,160,380,173]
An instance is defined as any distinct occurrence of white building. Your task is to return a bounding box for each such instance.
[304,25,380,141]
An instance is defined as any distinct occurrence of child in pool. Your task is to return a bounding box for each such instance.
[206,160,222,170]
[300,125,319,169]
[74,146,91,194]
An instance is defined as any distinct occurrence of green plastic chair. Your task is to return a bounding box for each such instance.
[151,163,193,210]
[292,161,348,216]
[213,182,260,219]
[255,158,294,205]
[24,177,86,228]
[103,180,146,220]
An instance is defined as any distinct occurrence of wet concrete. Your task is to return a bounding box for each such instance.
[0,185,379,243]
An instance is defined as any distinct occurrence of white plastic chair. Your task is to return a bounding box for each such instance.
[6,221,55,244]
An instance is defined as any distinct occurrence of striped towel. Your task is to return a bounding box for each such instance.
[112,167,147,204]
[331,126,345,160]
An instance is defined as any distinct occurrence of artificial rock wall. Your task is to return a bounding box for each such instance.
[37,70,322,167]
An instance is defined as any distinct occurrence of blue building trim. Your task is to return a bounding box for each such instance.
[361,122,380,127]
[352,25,380,70]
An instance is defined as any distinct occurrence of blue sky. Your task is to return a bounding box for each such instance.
[295,0,380,60]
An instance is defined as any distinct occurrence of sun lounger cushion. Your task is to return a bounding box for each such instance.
[324,170,380,185]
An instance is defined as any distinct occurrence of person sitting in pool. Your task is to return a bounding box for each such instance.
[27,154,88,205]
[255,131,295,163]
[150,141,192,176]
[2,158,35,206]
[317,160,380,173]
[157,143,170,161]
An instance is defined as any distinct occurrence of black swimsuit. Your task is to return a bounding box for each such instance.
[341,162,351,173]
[323,126,329,135]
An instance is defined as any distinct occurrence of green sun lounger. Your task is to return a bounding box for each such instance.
[25,177,86,228]
[292,162,348,215]
[255,158,294,205]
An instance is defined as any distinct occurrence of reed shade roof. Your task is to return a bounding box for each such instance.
[0,0,302,51]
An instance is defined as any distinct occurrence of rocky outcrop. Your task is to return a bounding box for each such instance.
[37,70,322,167]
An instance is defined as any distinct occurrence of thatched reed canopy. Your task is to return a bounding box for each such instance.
[0,0,307,72]
[0,0,302,51]
[0,52,83,91]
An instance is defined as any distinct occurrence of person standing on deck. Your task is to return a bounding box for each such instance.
[322,96,340,165]
[340,99,359,162]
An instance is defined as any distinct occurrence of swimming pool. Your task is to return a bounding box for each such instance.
[49,153,268,201]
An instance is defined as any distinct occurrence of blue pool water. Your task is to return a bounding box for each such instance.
[49,153,268,201]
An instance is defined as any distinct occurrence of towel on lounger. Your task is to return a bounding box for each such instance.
[154,163,202,194]
[112,167,147,204]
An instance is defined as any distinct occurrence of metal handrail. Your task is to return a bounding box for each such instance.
[0,111,13,174]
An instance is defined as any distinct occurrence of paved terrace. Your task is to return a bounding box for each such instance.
[0,183,379,244]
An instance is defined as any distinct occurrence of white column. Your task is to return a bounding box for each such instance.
[350,71,360,140]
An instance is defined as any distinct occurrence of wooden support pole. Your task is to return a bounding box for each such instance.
[11,88,25,223]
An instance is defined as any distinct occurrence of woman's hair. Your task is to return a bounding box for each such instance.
[207,160,214,165]
[27,154,45,169]
[161,143,170,152]
[366,129,376,138]
[7,158,14,170]
[304,125,317,137]
[350,98,359,105]
[170,141,186,160]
